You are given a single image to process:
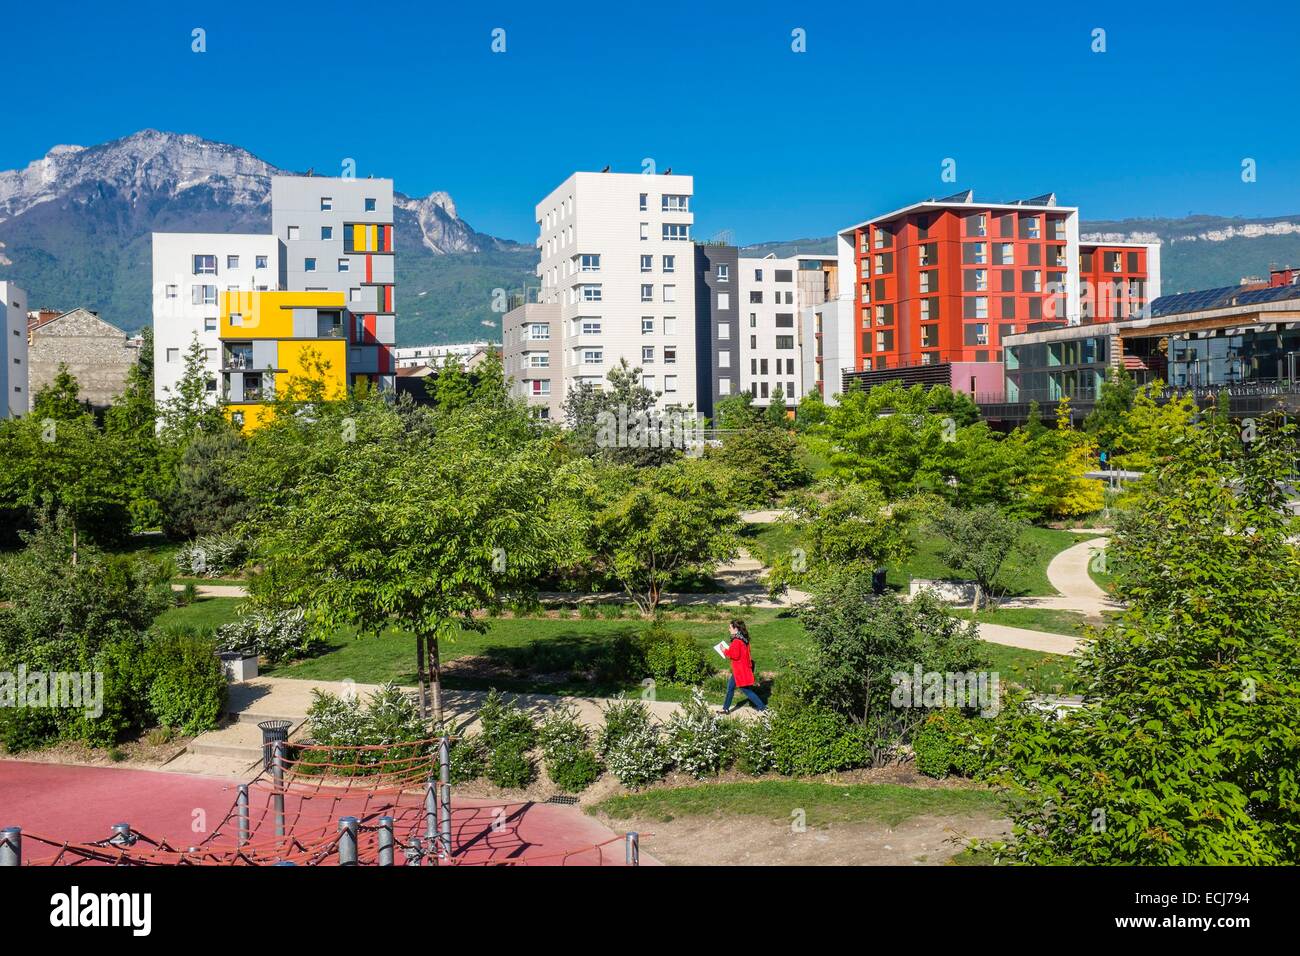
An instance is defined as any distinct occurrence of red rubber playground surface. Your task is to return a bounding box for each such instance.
[0,761,655,866]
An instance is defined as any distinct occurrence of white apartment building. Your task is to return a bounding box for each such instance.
[394,341,490,369]
[532,171,699,411]
[738,254,836,405]
[0,281,29,417]
[801,294,855,406]
[502,302,561,419]
[151,234,283,407]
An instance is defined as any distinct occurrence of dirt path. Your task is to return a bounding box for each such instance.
[615,812,1008,866]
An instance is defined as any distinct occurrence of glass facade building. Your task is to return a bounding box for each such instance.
[1004,332,1110,403]
[1166,326,1300,387]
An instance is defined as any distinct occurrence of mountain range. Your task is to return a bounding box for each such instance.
[2,130,1299,346]
[0,130,533,345]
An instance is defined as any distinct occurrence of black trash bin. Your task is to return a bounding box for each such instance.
[258,719,292,771]
[871,567,888,595]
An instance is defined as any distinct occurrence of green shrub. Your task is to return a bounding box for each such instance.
[539,703,588,756]
[638,624,713,685]
[912,710,985,779]
[487,743,537,789]
[770,705,870,776]
[447,734,487,784]
[174,532,246,578]
[302,683,432,775]
[734,712,776,775]
[143,631,227,735]
[666,689,737,778]
[478,689,538,752]
[0,705,59,754]
[546,743,601,793]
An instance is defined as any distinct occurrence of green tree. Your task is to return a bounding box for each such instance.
[576,457,740,616]
[32,365,89,421]
[927,503,1032,609]
[1082,365,1136,457]
[767,480,914,595]
[250,397,576,722]
[708,418,811,507]
[159,335,225,442]
[162,429,250,538]
[105,328,165,531]
[986,417,1300,863]
[794,570,987,728]
[562,359,688,466]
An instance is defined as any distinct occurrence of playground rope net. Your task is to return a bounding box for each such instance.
[7,737,637,867]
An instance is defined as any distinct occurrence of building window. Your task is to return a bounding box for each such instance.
[322,226,333,240]
[193,254,217,275]
[165,285,178,298]
[663,317,677,334]
[581,285,602,302]
[256,255,268,269]
[642,346,654,363]
[717,263,729,281]
[639,193,648,211]
[641,284,654,303]
[641,317,654,334]
[662,223,690,242]
[365,198,376,211]
[640,255,653,273]
[579,320,599,335]
[663,375,678,392]
[529,323,551,339]
[719,378,732,395]
[663,255,675,273]
[719,324,731,340]
[664,346,677,364]
[288,226,300,241]
[718,293,731,310]
[321,197,333,211]
[640,222,649,241]
[193,285,217,305]
[661,194,689,212]
[750,291,763,304]
[204,317,217,332]
[166,348,180,363]
[582,349,603,364]
[226,255,240,270]
[580,254,601,272]
[719,351,731,368]
[663,285,676,303]
[338,258,349,272]
[305,258,317,272]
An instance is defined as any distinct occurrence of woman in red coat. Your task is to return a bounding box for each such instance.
[722,620,767,713]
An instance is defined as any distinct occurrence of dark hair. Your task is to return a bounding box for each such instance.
[729,619,750,642]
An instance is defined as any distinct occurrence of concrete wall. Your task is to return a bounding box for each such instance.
[28,308,138,410]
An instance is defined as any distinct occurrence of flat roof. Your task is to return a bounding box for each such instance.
[837,193,1076,238]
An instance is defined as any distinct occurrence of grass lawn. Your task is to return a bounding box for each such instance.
[744,521,1099,599]
[979,642,1084,696]
[155,597,1079,698]
[953,607,1092,636]
[155,596,245,632]
[592,780,1001,828]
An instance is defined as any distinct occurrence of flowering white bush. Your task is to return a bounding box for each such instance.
[666,689,737,778]
[605,722,671,789]
[215,606,320,663]
[175,532,246,578]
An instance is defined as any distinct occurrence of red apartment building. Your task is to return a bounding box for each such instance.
[1078,242,1161,322]
[834,191,1160,399]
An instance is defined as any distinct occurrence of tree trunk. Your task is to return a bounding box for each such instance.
[428,635,444,728]
[71,524,78,567]
[415,633,428,718]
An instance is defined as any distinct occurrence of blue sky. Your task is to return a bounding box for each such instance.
[5,0,1300,244]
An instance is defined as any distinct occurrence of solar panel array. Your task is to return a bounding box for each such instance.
[1150,283,1300,318]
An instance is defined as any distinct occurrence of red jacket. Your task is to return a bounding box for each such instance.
[725,638,756,688]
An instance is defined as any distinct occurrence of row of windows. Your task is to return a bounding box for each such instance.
[192,254,269,274]
[861,213,1068,252]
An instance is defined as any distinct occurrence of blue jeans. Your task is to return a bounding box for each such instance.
[723,676,766,711]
